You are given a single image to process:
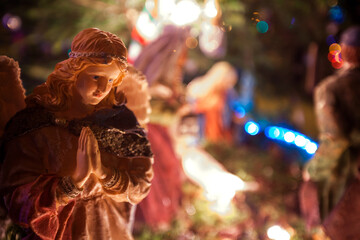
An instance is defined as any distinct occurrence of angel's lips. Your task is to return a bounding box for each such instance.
[93,92,103,98]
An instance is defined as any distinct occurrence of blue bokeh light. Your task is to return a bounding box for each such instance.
[304,142,318,154]
[266,126,281,139]
[284,131,296,143]
[234,105,246,118]
[256,21,269,33]
[329,6,344,23]
[245,121,260,135]
[245,122,318,156]
[264,126,318,155]
[326,35,337,46]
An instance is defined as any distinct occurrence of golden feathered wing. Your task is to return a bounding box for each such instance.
[116,64,151,127]
[0,55,26,136]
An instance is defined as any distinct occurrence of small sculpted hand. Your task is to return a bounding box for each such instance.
[72,127,93,188]
[72,127,112,188]
[86,127,111,180]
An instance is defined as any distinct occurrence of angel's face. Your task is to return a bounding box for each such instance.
[74,62,121,105]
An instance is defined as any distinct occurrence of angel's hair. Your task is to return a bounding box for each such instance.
[26,28,128,111]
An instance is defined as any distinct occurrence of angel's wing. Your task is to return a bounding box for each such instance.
[116,64,151,127]
[0,56,26,136]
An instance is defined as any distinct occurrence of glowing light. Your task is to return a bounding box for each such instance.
[327,42,343,69]
[4,14,21,31]
[251,12,260,23]
[204,0,218,18]
[332,58,344,69]
[208,194,232,214]
[326,35,336,46]
[158,0,176,19]
[264,126,318,154]
[267,225,291,240]
[256,21,268,33]
[305,142,318,154]
[329,6,344,23]
[180,147,245,215]
[232,102,246,118]
[294,135,307,147]
[328,50,341,63]
[145,0,155,12]
[2,14,9,27]
[185,205,196,215]
[234,105,245,118]
[185,37,198,49]
[245,121,260,135]
[283,131,295,143]
[190,27,200,37]
[128,41,142,62]
[290,17,295,26]
[266,127,281,139]
[136,11,159,41]
[329,43,341,52]
[170,0,201,26]
[206,172,245,214]
[199,21,225,57]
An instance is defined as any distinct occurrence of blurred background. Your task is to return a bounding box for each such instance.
[1,0,360,239]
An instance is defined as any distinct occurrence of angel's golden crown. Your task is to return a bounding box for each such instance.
[69,51,127,63]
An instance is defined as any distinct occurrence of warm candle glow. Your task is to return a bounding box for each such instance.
[170,0,201,26]
[267,225,291,240]
[181,146,245,215]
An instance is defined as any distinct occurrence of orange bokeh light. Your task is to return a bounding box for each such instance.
[332,58,344,69]
[328,50,341,63]
[329,43,341,53]
[186,37,198,49]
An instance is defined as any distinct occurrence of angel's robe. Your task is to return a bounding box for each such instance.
[0,105,153,240]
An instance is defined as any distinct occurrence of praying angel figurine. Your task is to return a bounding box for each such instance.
[0,28,153,240]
